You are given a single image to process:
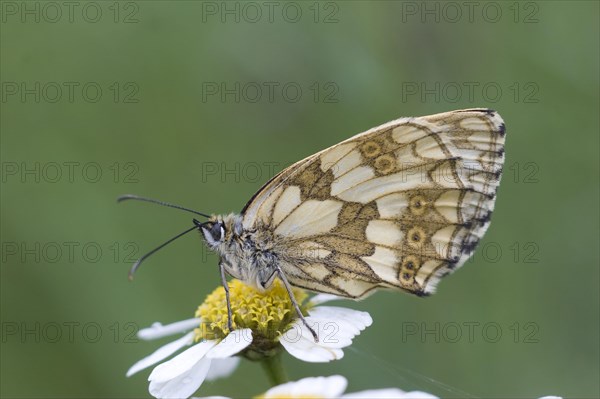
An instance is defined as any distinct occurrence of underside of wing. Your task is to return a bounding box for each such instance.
[242,109,506,298]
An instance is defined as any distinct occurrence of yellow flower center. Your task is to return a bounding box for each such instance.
[194,279,311,347]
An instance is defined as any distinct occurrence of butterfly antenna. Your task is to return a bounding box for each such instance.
[117,194,211,218]
[128,221,202,281]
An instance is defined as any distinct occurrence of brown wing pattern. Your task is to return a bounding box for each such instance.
[242,109,505,298]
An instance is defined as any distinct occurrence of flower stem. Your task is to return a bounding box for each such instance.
[260,352,289,386]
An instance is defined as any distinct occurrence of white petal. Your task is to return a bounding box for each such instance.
[310,293,345,305]
[308,306,372,331]
[138,318,202,341]
[288,310,371,349]
[149,357,211,399]
[263,375,347,398]
[343,389,439,399]
[149,340,217,383]
[205,357,240,381]
[538,397,563,399]
[127,332,195,377]
[191,397,231,399]
[280,321,344,362]
[206,329,252,358]
[307,317,355,348]
[315,317,368,348]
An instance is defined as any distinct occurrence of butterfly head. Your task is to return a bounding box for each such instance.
[197,213,276,290]
[197,214,243,248]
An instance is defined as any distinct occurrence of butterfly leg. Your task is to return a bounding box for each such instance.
[275,265,319,343]
[219,263,234,333]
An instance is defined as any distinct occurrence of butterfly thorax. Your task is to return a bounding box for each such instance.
[202,213,279,291]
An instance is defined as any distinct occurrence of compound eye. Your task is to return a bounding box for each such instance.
[210,222,225,242]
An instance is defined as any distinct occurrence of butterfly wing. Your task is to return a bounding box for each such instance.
[241,109,505,298]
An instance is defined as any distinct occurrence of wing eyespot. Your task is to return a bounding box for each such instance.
[361,141,381,158]
[409,195,428,216]
[374,155,396,174]
[407,226,427,248]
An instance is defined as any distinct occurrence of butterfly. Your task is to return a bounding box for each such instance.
[120,108,505,341]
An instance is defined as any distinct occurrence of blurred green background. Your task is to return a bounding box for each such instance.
[1,1,598,398]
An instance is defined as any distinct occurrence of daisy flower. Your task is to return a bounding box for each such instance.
[258,375,439,399]
[127,279,372,398]
[194,375,438,399]
[194,376,563,399]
